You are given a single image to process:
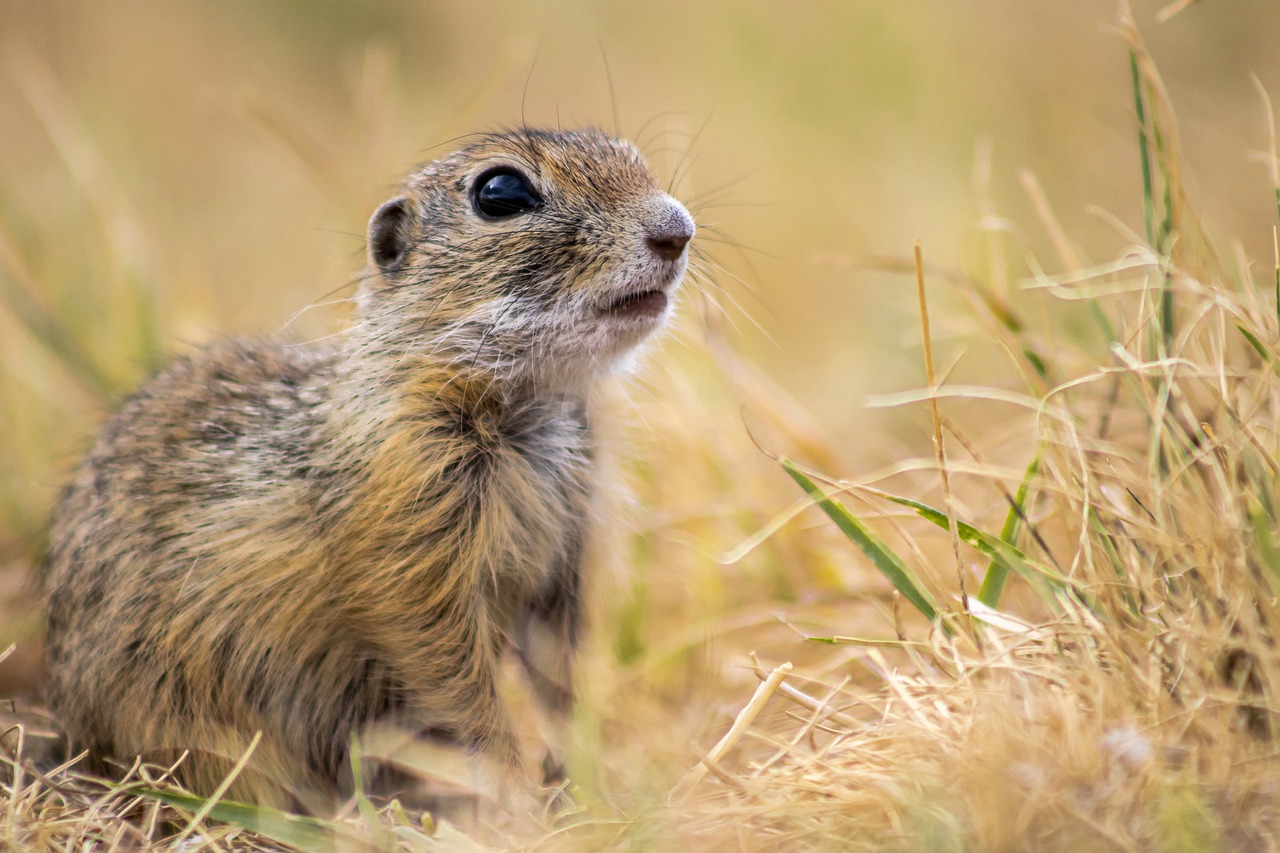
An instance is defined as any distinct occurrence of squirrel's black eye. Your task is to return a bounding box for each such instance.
[473,169,542,219]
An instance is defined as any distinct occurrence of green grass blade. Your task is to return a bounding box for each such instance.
[1130,48,1157,250]
[977,451,1041,607]
[782,459,939,623]
[1149,86,1176,350]
[134,788,348,853]
[1022,346,1048,380]
[1130,46,1175,354]
[1238,323,1280,378]
[880,493,1067,604]
[1248,496,1280,599]
[1239,324,1270,361]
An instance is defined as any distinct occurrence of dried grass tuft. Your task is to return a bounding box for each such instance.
[662,28,1280,851]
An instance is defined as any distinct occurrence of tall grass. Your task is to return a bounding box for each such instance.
[663,19,1280,852]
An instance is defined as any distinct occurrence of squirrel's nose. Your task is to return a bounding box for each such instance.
[646,199,695,262]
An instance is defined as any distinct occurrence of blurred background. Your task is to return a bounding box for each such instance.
[3,0,1280,793]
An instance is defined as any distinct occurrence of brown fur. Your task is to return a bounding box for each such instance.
[41,128,694,810]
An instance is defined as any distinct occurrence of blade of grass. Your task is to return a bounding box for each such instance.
[172,730,262,845]
[914,240,971,615]
[977,451,1041,606]
[1150,88,1176,351]
[782,459,939,623]
[1237,323,1280,379]
[672,661,793,799]
[1129,42,1175,357]
[1256,75,1280,324]
[1130,48,1157,251]
[348,739,394,849]
[879,492,1067,602]
[1239,324,1270,362]
[1248,496,1280,599]
[1131,19,1189,366]
[134,788,346,853]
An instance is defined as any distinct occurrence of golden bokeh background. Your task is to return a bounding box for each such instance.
[4,2,1279,449]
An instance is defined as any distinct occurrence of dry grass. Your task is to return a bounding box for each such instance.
[6,3,1280,851]
[649,30,1280,851]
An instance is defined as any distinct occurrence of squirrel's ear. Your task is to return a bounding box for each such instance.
[368,196,412,275]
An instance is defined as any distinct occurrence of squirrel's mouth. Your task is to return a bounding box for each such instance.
[602,289,668,319]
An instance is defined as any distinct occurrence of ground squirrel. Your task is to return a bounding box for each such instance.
[41,127,695,810]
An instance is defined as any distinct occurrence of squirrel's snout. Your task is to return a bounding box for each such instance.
[645,198,695,262]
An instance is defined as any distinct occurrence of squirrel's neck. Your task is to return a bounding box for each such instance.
[319,343,593,460]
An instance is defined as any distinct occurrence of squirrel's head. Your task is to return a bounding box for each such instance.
[358,128,694,392]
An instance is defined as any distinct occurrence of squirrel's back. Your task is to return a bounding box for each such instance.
[44,340,352,798]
